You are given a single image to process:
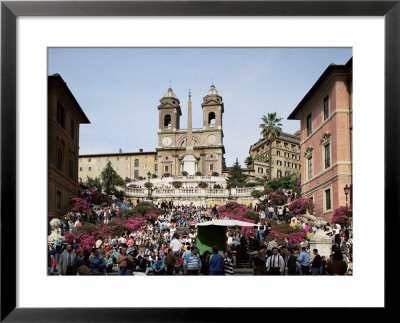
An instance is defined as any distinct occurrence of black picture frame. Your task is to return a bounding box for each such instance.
[1,0,398,321]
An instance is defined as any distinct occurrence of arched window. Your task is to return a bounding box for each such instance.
[208,112,216,126]
[164,115,171,129]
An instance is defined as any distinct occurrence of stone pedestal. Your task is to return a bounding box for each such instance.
[309,229,332,261]
[182,151,197,175]
[48,218,65,245]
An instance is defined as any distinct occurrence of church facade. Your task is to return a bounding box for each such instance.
[156,85,226,177]
[78,85,226,182]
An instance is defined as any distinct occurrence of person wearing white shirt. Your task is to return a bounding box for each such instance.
[266,248,285,275]
[170,234,182,256]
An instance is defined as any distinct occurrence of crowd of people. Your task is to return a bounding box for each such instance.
[48,192,353,276]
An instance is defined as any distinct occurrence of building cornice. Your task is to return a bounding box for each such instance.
[300,109,350,145]
[302,172,352,195]
[302,161,352,186]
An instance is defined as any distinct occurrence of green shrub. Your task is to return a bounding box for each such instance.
[195,171,202,176]
[198,181,208,188]
[245,182,257,187]
[163,173,170,177]
[72,223,98,235]
[172,181,182,188]
[242,211,259,221]
[251,189,263,198]
[271,221,301,234]
[212,172,219,176]
[181,171,188,176]
[151,174,158,179]
[144,182,153,189]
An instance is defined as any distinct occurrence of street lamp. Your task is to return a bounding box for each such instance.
[344,184,351,226]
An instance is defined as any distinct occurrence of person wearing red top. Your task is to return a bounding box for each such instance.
[174,254,184,274]
[50,255,57,275]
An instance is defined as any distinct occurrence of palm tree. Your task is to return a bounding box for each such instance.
[259,112,283,181]
[244,155,254,169]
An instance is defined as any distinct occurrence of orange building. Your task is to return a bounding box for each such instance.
[48,74,90,217]
[288,58,352,221]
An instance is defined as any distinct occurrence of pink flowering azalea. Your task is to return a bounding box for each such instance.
[267,191,287,206]
[69,197,90,213]
[288,198,314,216]
[268,229,305,246]
[332,206,352,224]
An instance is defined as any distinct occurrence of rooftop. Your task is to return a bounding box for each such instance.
[288,57,352,120]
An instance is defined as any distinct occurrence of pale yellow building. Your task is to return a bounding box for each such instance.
[248,132,301,180]
[78,150,157,182]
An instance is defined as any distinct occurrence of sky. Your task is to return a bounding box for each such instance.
[48,47,352,167]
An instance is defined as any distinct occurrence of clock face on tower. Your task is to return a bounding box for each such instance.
[207,135,216,144]
[162,137,172,146]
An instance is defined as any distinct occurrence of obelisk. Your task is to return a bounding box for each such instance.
[186,89,193,152]
[182,89,197,175]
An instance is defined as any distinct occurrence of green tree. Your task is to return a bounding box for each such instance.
[86,176,102,192]
[100,161,124,195]
[259,112,283,181]
[144,181,153,189]
[244,155,254,169]
[226,158,248,188]
[266,174,300,191]
[124,177,132,183]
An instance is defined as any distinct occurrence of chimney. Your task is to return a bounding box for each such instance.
[139,149,143,153]
[119,148,122,154]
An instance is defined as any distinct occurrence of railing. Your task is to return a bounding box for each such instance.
[125,186,264,199]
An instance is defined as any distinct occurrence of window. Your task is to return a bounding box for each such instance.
[285,171,290,176]
[70,119,75,139]
[323,96,329,121]
[276,160,282,166]
[88,166,92,171]
[277,170,282,178]
[324,143,331,169]
[208,112,216,126]
[307,113,312,136]
[126,165,129,169]
[69,159,74,179]
[134,170,139,178]
[57,147,63,171]
[210,164,214,171]
[117,157,119,161]
[325,188,331,211]
[276,150,280,156]
[134,159,139,167]
[88,158,91,162]
[164,115,171,129]
[56,190,62,209]
[292,154,296,159]
[79,167,82,171]
[307,157,313,179]
[258,167,263,174]
[165,165,169,172]
[155,164,158,172]
[125,157,128,160]
[57,101,66,129]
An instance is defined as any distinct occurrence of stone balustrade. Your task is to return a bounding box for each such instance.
[125,186,263,199]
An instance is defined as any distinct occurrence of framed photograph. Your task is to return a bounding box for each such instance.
[1,0,397,320]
